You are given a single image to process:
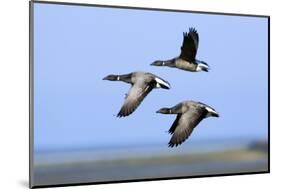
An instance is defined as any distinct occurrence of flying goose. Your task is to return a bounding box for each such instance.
[156,100,219,147]
[151,27,209,72]
[103,71,171,117]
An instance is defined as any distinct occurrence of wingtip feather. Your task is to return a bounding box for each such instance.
[168,142,174,148]
[189,27,197,33]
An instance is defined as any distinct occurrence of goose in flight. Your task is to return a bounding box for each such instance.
[103,71,171,117]
[151,28,209,72]
[156,100,219,147]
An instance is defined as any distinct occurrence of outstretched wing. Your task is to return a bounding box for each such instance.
[168,106,206,147]
[179,27,199,62]
[168,114,182,134]
[117,80,155,117]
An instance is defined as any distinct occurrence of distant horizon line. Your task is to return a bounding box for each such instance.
[34,136,268,153]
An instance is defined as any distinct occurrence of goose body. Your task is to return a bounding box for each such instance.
[156,100,219,147]
[151,28,209,72]
[103,71,170,117]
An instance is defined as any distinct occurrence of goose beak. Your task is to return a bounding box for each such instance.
[102,75,112,80]
[102,76,108,80]
[156,108,170,114]
[151,61,163,66]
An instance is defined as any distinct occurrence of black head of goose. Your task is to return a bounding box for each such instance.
[156,100,219,147]
[103,71,171,117]
[151,27,209,72]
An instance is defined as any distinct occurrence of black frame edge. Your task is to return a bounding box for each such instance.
[29,1,35,188]
[32,171,269,189]
[267,16,270,173]
[33,0,270,18]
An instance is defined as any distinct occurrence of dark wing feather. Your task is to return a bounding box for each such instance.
[168,114,182,134]
[117,80,155,117]
[179,27,199,62]
[168,107,207,147]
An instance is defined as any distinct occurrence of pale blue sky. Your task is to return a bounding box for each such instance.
[33,3,268,151]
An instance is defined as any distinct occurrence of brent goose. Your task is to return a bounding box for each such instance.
[156,100,219,147]
[103,71,171,117]
[151,28,209,72]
